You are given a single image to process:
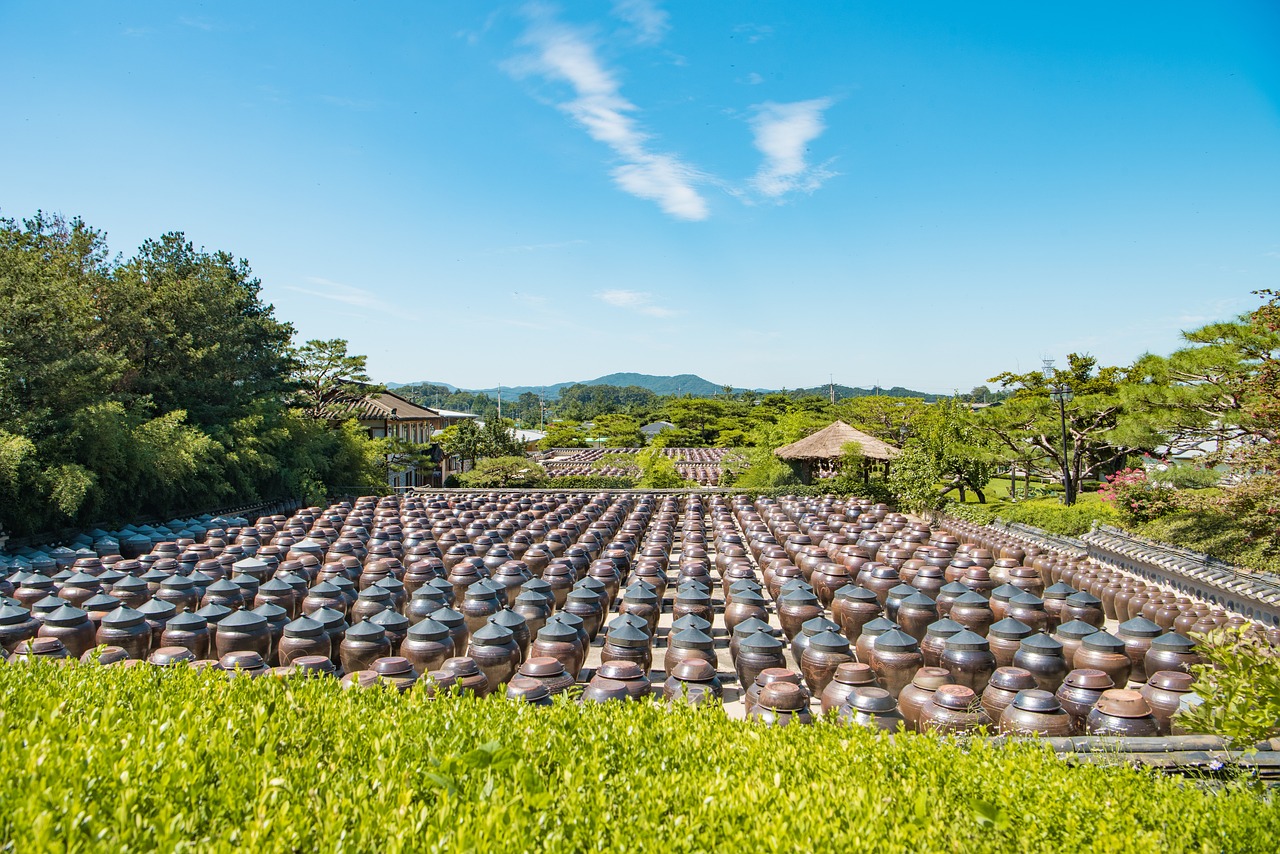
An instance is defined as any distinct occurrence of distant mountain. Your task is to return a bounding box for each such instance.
[389,374,936,402]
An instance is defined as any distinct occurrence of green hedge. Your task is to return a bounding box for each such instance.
[2,664,1277,851]
[947,497,1120,536]
[546,474,639,488]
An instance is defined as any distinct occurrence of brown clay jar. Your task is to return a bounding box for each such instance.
[95,606,151,660]
[278,616,332,666]
[340,619,393,675]
[466,621,521,688]
[896,593,938,644]
[602,622,654,673]
[723,589,770,636]
[776,588,823,640]
[1056,668,1115,734]
[664,626,714,674]
[1085,689,1160,736]
[921,618,963,668]
[838,687,904,731]
[947,592,995,637]
[596,661,651,701]
[1144,632,1201,676]
[517,656,577,696]
[854,617,899,668]
[1052,619,1099,670]
[441,656,490,696]
[1062,592,1105,628]
[663,658,723,706]
[831,585,882,643]
[919,685,990,735]
[981,666,1037,724]
[987,618,1034,669]
[0,604,40,654]
[941,630,997,695]
[745,668,802,716]
[735,630,787,689]
[899,666,954,732]
[460,584,504,637]
[871,629,923,700]
[535,616,586,676]
[160,611,210,659]
[399,618,454,674]
[748,682,813,727]
[1140,670,1195,736]
[214,609,272,660]
[820,661,878,715]
[37,605,96,659]
[1073,631,1132,687]
[999,689,1074,737]
[1012,633,1069,694]
[800,631,855,696]
[1116,617,1164,684]
[617,585,661,636]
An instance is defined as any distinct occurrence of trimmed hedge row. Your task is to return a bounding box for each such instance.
[946,497,1120,535]
[2,664,1277,852]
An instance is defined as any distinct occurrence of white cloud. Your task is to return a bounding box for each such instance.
[286,277,419,320]
[492,239,587,254]
[745,72,764,85]
[510,8,709,221]
[596,289,677,317]
[748,98,836,198]
[611,0,669,45]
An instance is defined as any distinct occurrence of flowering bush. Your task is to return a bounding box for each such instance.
[1098,467,1178,524]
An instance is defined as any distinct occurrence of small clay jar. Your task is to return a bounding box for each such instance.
[871,629,923,700]
[941,630,997,695]
[460,584,504,637]
[617,585,661,636]
[95,606,151,660]
[854,617,899,667]
[148,645,197,667]
[987,618,1034,669]
[800,630,855,696]
[8,636,70,662]
[1116,617,1164,684]
[37,605,97,659]
[596,661,651,701]
[517,656,577,696]
[218,650,269,678]
[723,589,769,636]
[513,588,554,638]
[899,666,954,732]
[1056,668,1114,734]
[1144,632,1202,676]
[664,626,714,674]
[884,583,919,623]
[602,622,654,673]
[1086,689,1160,736]
[278,616,331,666]
[830,585,882,643]
[1041,582,1076,629]
[340,620,393,675]
[160,611,210,659]
[1012,633,1069,694]
[729,617,774,662]
[441,656,490,696]
[214,609,271,660]
[921,618,963,668]
[820,661,878,715]
[537,615,587,676]
[896,593,939,644]
[934,582,971,618]
[254,578,299,618]
[370,656,418,693]
[735,630,787,689]
[776,588,824,640]
[838,687,904,732]
[792,616,842,669]
[745,668,803,715]
[1061,592,1105,628]
[466,622,521,688]
[506,676,553,706]
[947,592,995,637]
[0,604,40,654]
[981,666,1037,724]
[1005,593,1049,634]
[1073,631,1132,688]
[663,658,723,706]
[749,682,814,727]
[399,618,454,674]
[350,585,393,624]
[563,587,606,640]
[1140,670,1195,735]
[1052,619,1099,670]
[919,684,990,735]
[999,689,1074,737]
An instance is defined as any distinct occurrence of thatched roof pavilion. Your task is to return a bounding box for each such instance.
[774,420,900,483]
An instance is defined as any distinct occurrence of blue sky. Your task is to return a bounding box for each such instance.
[2,1,1278,393]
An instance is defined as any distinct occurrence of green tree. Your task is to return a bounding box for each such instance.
[593,413,644,447]
[289,339,381,420]
[538,421,589,450]
[478,418,524,458]
[437,420,482,468]
[636,447,690,488]
[459,456,547,488]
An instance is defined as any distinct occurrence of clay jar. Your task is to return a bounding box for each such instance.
[800,630,855,696]
[596,661,651,701]
[820,661,878,715]
[340,620,393,675]
[1116,617,1164,684]
[664,625,715,673]
[160,611,210,659]
[921,618,963,668]
[441,656,490,696]
[214,609,271,660]
[749,682,813,727]
[981,666,1037,724]
[941,630,997,695]
[1052,619,1099,670]
[278,616,332,666]
[919,685,989,735]
[1041,582,1076,629]
[839,687,904,732]
[896,593,938,644]
[400,618,454,674]
[987,618,1034,669]
[95,606,151,660]
[517,656,577,697]
[460,584,504,637]
[1144,632,1202,676]
[602,622,653,673]
[1005,593,1049,634]
[533,617,585,677]
[745,668,803,715]
[466,622,521,688]
[1012,633,1069,693]
[854,617,899,667]
[899,666,954,732]
[999,689,1074,737]
[948,592,995,637]
[563,588,606,641]
[430,607,468,661]
[871,629,923,700]
[488,608,529,661]
[1073,631,1132,688]
[37,605,96,659]
[830,585,882,643]
[617,584,661,636]
[0,604,40,654]
[1140,671,1195,735]
[663,658,723,706]
[1061,592,1105,628]
[735,630,787,689]
[1056,669,1114,734]
[723,589,769,636]
[1085,689,1160,736]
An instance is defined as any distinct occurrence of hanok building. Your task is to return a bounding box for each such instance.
[352,390,477,487]
[774,420,901,483]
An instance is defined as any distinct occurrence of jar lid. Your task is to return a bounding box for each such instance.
[507,676,550,702]
[1054,619,1100,640]
[731,589,768,606]
[754,668,801,688]
[257,578,293,594]
[470,622,513,645]
[671,613,711,633]
[924,618,964,639]
[1063,668,1115,690]
[429,607,464,627]
[607,622,652,648]
[442,656,480,677]
[583,677,630,702]
[951,591,991,608]
[988,666,1036,691]
[833,584,879,604]
[834,661,877,686]
[873,628,919,653]
[780,588,820,606]
[284,615,325,638]
[939,581,971,596]
[888,583,918,597]
[608,614,649,634]
[849,686,897,714]
[344,619,387,642]
[900,592,937,610]
[489,608,526,630]
[669,626,714,648]
[219,650,266,671]
[1094,688,1153,718]
[42,604,89,627]
[740,630,785,652]
[520,656,566,678]
[1042,582,1077,600]
[758,682,809,711]
[991,584,1022,602]
[205,579,242,595]
[1012,689,1062,713]
[165,610,207,631]
[372,656,415,677]
[195,603,232,623]
[1008,592,1045,609]
[357,585,390,602]
[219,609,267,631]
[801,616,841,636]
[160,575,195,591]
[1146,670,1195,692]
[312,607,349,632]
[1081,630,1126,653]
[407,618,449,641]
[597,660,645,681]
[82,593,121,612]
[622,585,658,604]
[911,666,953,691]
[100,606,145,629]
[0,604,32,626]
[732,616,774,638]
[933,684,979,711]
[671,658,717,682]
[1150,631,1196,652]
[1018,632,1063,654]
[293,655,336,676]
[860,617,899,637]
[148,646,196,666]
[1118,617,1163,639]
[82,646,128,665]
[988,617,1034,640]
[809,630,853,654]
[1065,591,1102,607]
[944,629,990,652]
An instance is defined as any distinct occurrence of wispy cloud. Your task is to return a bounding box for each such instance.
[732,23,774,44]
[749,98,836,198]
[492,239,588,254]
[596,289,677,317]
[509,7,709,221]
[178,16,216,31]
[320,95,378,111]
[611,0,669,45]
[286,277,418,320]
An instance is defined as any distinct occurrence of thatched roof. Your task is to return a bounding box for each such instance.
[774,421,901,461]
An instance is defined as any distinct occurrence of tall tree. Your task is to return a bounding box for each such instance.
[289,339,380,421]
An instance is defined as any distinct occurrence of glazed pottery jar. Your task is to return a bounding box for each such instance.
[1144,632,1201,676]
[947,592,995,637]
[95,606,151,659]
[582,677,631,704]
[1055,669,1114,734]
[350,585,392,624]
[899,667,954,732]
[160,611,210,659]
[441,656,490,696]
[340,619,393,675]
[941,630,997,695]
[602,622,654,673]
[999,689,1074,737]
[748,682,813,727]
[1116,617,1164,683]
[981,666,1037,724]
[400,618,454,673]
[1052,619,1099,670]
[921,618,963,668]
[371,656,419,693]
[488,608,529,661]
[723,589,769,635]
[1073,631,1132,687]
[1041,582,1076,629]
[820,661,878,714]
[617,584,661,635]
[935,581,971,618]
[218,650,269,678]
[988,584,1021,622]
[254,578,298,617]
[506,676,553,705]
[201,579,245,610]
[1061,592,1105,628]
[278,616,331,666]
[38,605,96,658]
[371,610,410,653]
[9,636,70,662]
[735,630,787,689]
[745,668,803,715]
[517,656,577,696]
[429,606,468,659]
[871,629,923,699]
[854,617,899,667]
[664,626,714,673]
[792,616,842,668]
[148,645,197,667]
[896,593,939,644]
[1085,689,1160,736]
[800,630,855,696]
[838,687,904,731]
[987,618,1034,668]
[313,607,350,667]
[549,613,592,672]
[596,661,651,701]
[467,622,521,688]
[80,645,129,666]
[776,588,823,640]
[663,658,723,706]
[919,685,989,735]
[461,584,504,637]
[213,609,271,660]
[1012,633,1069,693]
[1005,593,1049,634]
[884,583,919,623]
[156,575,198,613]
[729,617,774,662]
[1140,670,1195,735]
[0,604,40,653]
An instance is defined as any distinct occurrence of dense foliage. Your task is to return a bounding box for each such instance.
[1178,628,1280,745]
[0,214,392,536]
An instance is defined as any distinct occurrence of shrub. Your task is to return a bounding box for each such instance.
[547,474,638,489]
[947,497,1119,536]
[1,663,1276,852]
[457,456,547,488]
[1176,628,1280,745]
[1148,463,1221,490]
[1098,468,1178,525]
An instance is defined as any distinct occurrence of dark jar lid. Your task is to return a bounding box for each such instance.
[42,605,90,628]
[732,617,774,638]
[872,628,919,654]
[218,609,267,631]
[1012,688,1062,713]
[1018,633,1063,654]
[372,656,416,677]
[1054,619,1100,640]
[1094,688,1153,718]
[344,619,388,642]
[1146,670,1195,692]
[520,656,567,678]
[911,666,953,691]
[758,682,809,711]
[848,686,897,714]
[99,606,145,629]
[506,676,551,702]
[283,616,325,639]
[1117,617,1164,639]
[670,613,712,633]
[470,622,514,645]
[1150,632,1196,653]
[606,623,652,648]
[800,616,841,636]
[834,661,877,686]
[1063,668,1115,690]
[833,584,879,604]
[988,666,1036,692]
[944,630,990,652]
[809,630,853,654]
[442,656,481,677]
[597,660,645,682]
[924,618,964,639]
[407,618,449,642]
[671,658,717,682]
[148,646,196,666]
[1081,630,1126,653]
[933,684,980,711]
[740,630,785,652]
[988,617,1034,640]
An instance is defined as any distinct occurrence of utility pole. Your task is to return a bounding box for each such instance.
[539,388,545,431]
[497,382,502,422]
[829,374,835,405]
